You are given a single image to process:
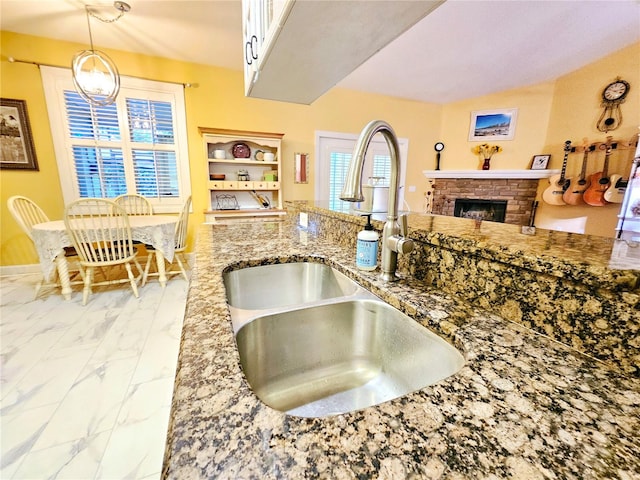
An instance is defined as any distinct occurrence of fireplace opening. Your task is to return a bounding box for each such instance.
[454,199,507,223]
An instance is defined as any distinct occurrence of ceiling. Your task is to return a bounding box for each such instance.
[1,0,639,104]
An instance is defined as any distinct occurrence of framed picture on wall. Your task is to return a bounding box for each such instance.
[0,98,39,170]
[530,154,551,170]
[469,108,518,141]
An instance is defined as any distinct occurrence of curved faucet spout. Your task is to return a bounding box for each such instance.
[340,120,412,281]
[340,120,401,221]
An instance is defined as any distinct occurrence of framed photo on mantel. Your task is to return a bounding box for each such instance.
[530,154,551,170]
[0,98,39,170]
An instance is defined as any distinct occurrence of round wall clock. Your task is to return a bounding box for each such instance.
[597,77,630,132]
[602,79,629,102]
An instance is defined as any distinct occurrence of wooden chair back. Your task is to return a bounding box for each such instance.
[64,198,137,266]
[114,194,153,216]
[7,195,50,240]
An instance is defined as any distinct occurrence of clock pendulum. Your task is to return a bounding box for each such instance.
[597,78,630,132]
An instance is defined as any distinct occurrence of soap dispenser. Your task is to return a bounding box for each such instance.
[356,214,379,271]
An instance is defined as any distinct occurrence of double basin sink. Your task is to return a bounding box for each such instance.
[223,262,464,418]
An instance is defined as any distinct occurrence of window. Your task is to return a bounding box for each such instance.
[329,151,352,212]
[316,131,408,213]
[40,66,190,213]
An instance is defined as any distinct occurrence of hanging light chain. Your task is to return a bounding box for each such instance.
[84,2,131,51]
[84,7,96,52]
[86,1,130,24]
[87,9,125,24]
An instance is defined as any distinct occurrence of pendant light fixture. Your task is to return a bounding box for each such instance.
[72,1,131,106]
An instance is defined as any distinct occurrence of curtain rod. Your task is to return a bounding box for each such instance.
[6,56,197,88]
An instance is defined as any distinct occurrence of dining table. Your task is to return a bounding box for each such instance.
[31,214,178,300]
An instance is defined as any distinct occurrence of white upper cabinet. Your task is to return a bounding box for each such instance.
[242,0,444,105]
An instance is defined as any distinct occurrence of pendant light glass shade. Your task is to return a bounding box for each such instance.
[71,2,130,106]
[72,49,120,106]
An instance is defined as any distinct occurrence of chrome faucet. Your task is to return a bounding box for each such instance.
[340,120,414,281]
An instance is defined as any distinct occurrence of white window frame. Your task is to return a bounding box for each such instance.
[40,66,191,213]
[315,130,408,210]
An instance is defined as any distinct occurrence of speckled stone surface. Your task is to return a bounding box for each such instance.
[163,214,640,480]
[293,202,640,378]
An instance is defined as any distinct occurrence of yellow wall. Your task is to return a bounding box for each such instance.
[1,31,638,266]
[440,82,556,170]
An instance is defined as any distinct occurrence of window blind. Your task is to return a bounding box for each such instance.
[372,154,391,186]
[329,151,352,212]
[41,65,191,213]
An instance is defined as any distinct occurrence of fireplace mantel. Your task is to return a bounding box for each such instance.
[423,169,559,179]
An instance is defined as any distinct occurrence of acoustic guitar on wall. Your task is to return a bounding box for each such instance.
[604,173,628,203]
[583,136,615,207]
[542,140,572,205]
[562,140,593,205]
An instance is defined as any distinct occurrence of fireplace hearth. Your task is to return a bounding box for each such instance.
[454,199,507,223]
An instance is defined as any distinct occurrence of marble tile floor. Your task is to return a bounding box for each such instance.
[0,272,188,479]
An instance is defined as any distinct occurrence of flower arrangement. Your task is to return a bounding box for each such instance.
[472,143,503,159]
[472,143,503,170]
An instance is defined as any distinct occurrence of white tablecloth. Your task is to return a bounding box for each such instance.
[32,215,177,281]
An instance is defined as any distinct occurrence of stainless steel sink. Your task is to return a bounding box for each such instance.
[223,262,359,310]
[234,298,465,418]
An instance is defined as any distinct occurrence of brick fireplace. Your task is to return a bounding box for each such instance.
[431,178,539,226]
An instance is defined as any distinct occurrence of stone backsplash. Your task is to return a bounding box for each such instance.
[289,202,639,377]
[408,242,639,378]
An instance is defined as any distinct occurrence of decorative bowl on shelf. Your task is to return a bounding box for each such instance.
[210,173,225,180]
[231,142,251,159]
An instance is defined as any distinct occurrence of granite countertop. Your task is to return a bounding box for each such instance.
[163,216,640,479]
[301,202,640,292]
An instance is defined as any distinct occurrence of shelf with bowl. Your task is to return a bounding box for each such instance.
[199,127,285,224]
[208,158,279,166]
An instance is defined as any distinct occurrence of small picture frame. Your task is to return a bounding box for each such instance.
[1,98,39,170]
[530,154,551,170]
[469,108,518,141]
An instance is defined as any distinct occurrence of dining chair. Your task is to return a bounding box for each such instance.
[7,195,82,298]
[114,193,154,254]
[114,193,154,215]
[142,196,191,286]
[64,198,144,305]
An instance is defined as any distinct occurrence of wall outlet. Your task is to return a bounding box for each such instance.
[299,212,309,228]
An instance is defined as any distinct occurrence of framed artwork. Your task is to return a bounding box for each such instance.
[469,108,518,141]
[530,154,551,170]
[294,152,309,183]
[0,98,39,170]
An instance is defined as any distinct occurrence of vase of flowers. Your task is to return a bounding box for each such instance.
[472,143,503,170]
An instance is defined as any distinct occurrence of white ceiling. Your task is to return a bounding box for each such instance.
[1,0,639,104]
